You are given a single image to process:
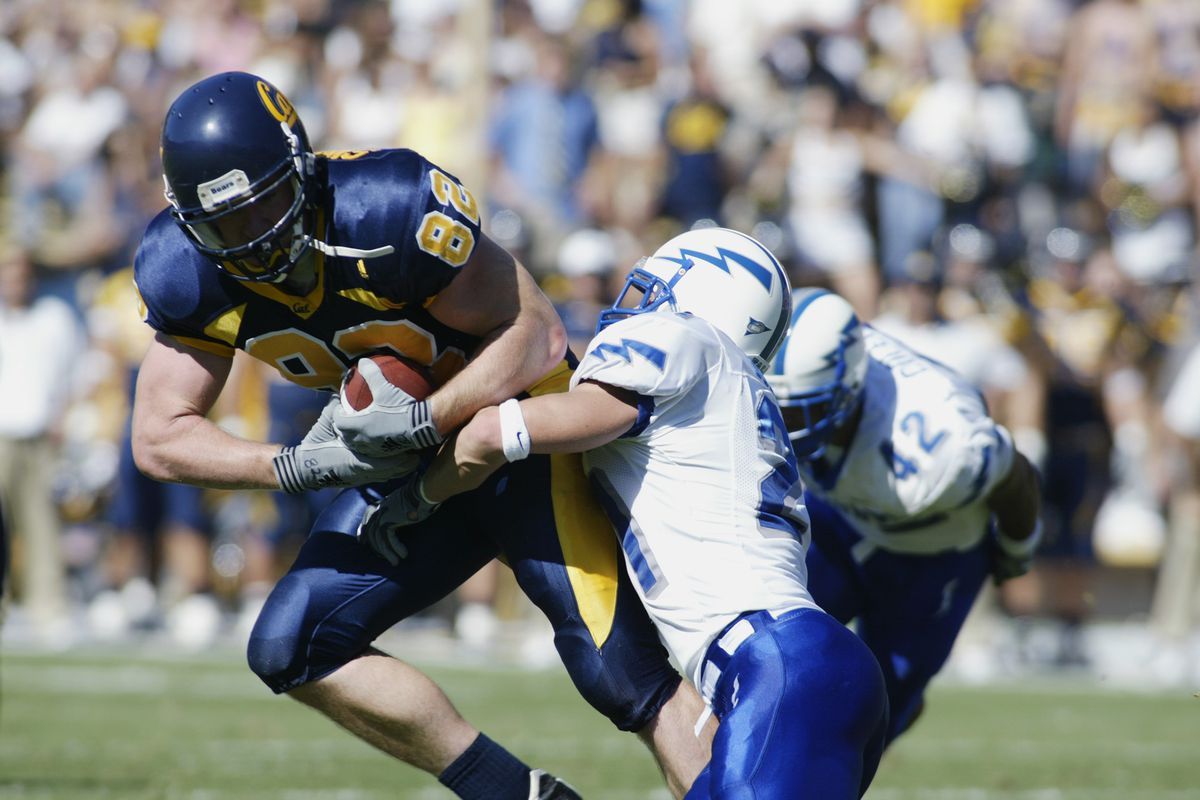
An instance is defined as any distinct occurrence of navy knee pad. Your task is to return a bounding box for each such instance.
[548,587,682,732]
[246,571,321,693]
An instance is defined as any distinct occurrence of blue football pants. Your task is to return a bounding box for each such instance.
[685,608,888,799]
[804,493,990,741]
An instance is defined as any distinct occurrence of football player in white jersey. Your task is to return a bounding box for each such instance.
[359,229,888,799]
[766,289,1043,743]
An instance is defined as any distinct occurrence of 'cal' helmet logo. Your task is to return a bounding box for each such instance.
[256,80,297,127]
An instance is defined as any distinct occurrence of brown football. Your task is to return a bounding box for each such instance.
[342,354,435,411]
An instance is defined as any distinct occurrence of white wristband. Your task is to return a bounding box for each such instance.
[998,518,1044,557]
[498,398,532,462]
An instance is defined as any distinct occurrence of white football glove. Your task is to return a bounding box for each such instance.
[333,358,443,456]
[273,397,420,493]
[357,477,442,565]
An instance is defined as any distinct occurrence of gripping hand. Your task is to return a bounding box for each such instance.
[333,358,443,456]
[991,520,1044,585]
[273,397,420,493]
[357,477,442,565]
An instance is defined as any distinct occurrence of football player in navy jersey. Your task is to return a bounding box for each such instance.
[131,72,708,800]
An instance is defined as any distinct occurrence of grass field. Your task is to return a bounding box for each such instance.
[1,645,1197,799]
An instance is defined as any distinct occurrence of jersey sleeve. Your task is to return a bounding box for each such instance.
[906,391,1016,515]
[354,151,483,304]
[132,211,237,357]
[570,313,712,399]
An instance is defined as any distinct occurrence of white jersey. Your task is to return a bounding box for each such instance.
[572,312,818,686]
[802,327,1015,556]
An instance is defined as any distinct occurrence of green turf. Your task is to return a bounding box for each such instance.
[1,647,1196,799]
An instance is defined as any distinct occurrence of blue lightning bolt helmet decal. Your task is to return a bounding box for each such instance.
[656,246,774,292]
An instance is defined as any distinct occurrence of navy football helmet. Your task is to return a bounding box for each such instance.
[766,289,867,460]
[161,72,317,283]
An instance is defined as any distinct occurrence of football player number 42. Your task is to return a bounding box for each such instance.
[415,169,478,268]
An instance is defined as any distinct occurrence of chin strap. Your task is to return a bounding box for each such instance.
[306,237,395,260]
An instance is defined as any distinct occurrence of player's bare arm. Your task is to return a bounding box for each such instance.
[987,450,1042,542]
[986,449,1044,582]
[422,381,639,504]
[424,234,568,436]
[132,332,280,489]
[357,380,640,557]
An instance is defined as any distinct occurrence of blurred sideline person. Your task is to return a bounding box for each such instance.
[131,73,707,800]
[362,229,889,799]
[0,248,84,642]
[86,266,219,643]
[1154,342,1200,657]
[766,289,1043,743]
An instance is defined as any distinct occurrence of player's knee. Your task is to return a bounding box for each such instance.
[246,573,324,694]
[556,631,681,732]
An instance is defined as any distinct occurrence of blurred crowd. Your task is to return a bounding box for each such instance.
[1,0,1199,678]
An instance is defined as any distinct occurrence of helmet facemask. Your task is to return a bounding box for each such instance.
[777,376,863,461]
[596,258,676,331]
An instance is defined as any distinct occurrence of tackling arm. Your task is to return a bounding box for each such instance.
[423,381,640,503]
[355,380,638,563]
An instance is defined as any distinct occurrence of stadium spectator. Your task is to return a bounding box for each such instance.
[657,48,732,229]
[84,266,219,646]
[1006,231,1125,668]
[772,81,879,318]
[0,247,84,643]
[1055,0,1157,197]
[489,31,601,271]
[586,0,664,234]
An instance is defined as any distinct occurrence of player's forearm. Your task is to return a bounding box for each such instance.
[428,305,567,436]
[422,407,507,503]
[422,386,635,503]
[988,450,1041,541]
[132,412,282,490]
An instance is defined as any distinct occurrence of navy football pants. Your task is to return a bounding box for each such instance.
[246,452,680,732]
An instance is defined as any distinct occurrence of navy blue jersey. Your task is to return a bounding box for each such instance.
[134,149,483,390]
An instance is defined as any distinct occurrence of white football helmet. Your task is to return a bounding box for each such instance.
[597,227,792,370]
[766,288,867,460]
